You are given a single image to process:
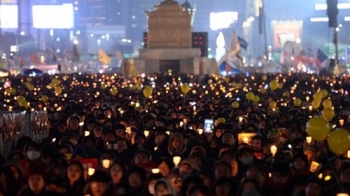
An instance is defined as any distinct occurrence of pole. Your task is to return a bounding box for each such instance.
[334,27,339,76]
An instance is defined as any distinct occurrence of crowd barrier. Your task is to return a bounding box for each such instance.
[0,111,49,158]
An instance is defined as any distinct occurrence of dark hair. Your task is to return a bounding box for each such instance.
[65,161,86,189]
[215,176,238,195]
[110,160,128,185]
[156,157,175,175]
[237,178,260,196]
[180,175,204,196]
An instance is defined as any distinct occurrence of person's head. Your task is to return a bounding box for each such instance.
[245,165,266,188]
[198,167,215,189]
[237,147,254,166]
[188,185,211,196]
[66,161,85,185]
[340,160,350,184]
[26,142,41,161]
[251,136,262,151]
[127,166,147,190]
[179,159,197,177]
[56,119,67,133]
[270,161,291,186]
[145,173,163,195]
[102,130,116,143]
[221,131,235,146]
[237,178,260,196]
[214,161,232,179]
[169,133,184,149]
[293,153,309,170]
[110,161,127,184]
[181,175,204,196]
[156,158,175,177]
[116,138,128,153]
[88,170,112,196]
[134,133,146,145]
[305,178,324,196]
[154,178,175,196]
[28,168,46,194]
[114,124,126,138]
[133,150,151,165]
[93,123,104,138]
[155,132,166,146]
[214,176,237,196]
[68,115,80,130]
[189,151,206,168]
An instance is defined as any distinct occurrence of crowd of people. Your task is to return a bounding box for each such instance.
[0,72,350,196]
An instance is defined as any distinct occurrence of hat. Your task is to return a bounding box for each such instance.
[180,159,198,170]
[271,161,290,175]
[134,149,151,159]
[72,145,87,159]
[88,170,112,183]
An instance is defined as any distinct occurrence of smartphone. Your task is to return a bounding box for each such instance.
[204,119,214,133]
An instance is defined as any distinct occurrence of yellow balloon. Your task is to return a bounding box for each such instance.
[294,98,302,107]
[9,88,16,95]
[4,88,11,95]
[320,89,328,98]
[270,80,278,90]
[52,78,61,85]
[311,100,321,109]
[253,95,260,103]
[322,108,335,121]
[328,129,350,155]
[181,84,190,94]
[110,88,118,96]
[313,92,323,101]
[17,95,25,102]
[278,83,284,89]
[26,77,32,82]
[306,117,330,141]
[283,91,290,97]
[143,86,153,98]
[232,101,239,109]
[269,101,277,108]
[19,100,29,108]
[246,92,254,100]
[322,99,332,109]
[262,75,267,81]
[41,95,49,103]
[215,118,226,125]
[101,83,107,89]
[260,88,266,94]
[54,86,63,95]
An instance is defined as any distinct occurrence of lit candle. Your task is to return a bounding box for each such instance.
[151,168,160,174]
[173,156,181,166]
[318,173,323,179]
[270,145,277,156]
[154,147,158,151]
[102,159,111,169]
[308,106,312,111]
[310,161,320,173]
[79,122,84,126]
[347,150,350,158]
[306,96,310,102]
[336,193,349,196]
[243,137,249,144]
[239,116,243,122]
[339,119,344,126]
[52,138,56,142]
[144,130,150,137]
[180,121,184,127]
[166,131,170,135]
[88,168,95,176]
[197,129,203,135]
[84,131,90,137]
[306,136,312,144]
[324,175,331,181]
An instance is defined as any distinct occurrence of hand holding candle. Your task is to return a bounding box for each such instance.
[270,145,277,156]
[173,156,181,166]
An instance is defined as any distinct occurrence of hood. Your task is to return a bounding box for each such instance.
[168,133,186,156]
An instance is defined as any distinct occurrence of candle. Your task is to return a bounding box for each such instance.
[151,168,160,174]
[347,150,350,158]
[310,161,320,172]
[144,130,150,137]
[270,145,277,156]
[339,119,344,126]
[154,147,158,151]
[102,159,111,169]
[306,136,312,144]
[173,156,181,166]
[336,193,349,196]
[52,138,56,142]
[166,131,170,135]
[197,129,203,135]
[180,121,184,127]
[84,131,90,137]
[318,173,323,179]
[239,116,243,122]
[324,175,331,181]
[88,168,95,176]
[308,105,312,111]
[243,137,249,144]
[79,122,84,126]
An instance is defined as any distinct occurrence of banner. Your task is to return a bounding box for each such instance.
[271,21,303,48]
[80,158,98,179]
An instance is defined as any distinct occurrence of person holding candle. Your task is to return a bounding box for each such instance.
[125,166,147,195]
[265,160,293,196]
[156,158,175,178]
[83,170,120,196]
[167,133,187,158]
[325,160,350,195]
[290,153,311,178]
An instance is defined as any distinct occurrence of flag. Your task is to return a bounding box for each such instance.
[98,49,111,65]
[317,49,327,62]
[238,36,248,50]
[230,30,240,57]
